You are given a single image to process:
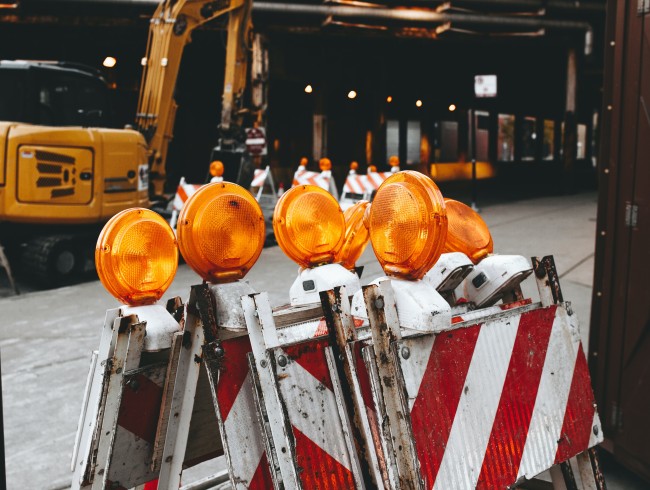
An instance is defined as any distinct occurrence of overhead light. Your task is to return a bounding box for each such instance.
[103,56,117,68]
[304,84,313,94]
[448,104,457,112]
[348,90,357,99]
[386,96,393,103]
[416,99,423,108]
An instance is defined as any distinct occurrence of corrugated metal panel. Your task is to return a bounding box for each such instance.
[399,306,602,489]
[274,340,358,489]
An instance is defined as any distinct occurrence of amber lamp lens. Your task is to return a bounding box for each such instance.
[334,200,371,270]
[96,208,178,305]
[443,198,493,264]
[368,165,377,173]
[369,171,447,280]
[210,160,224,177]
[319,158,332,171]
[350,161,359,171]
[273,185,345,268]
[177,182,265,283]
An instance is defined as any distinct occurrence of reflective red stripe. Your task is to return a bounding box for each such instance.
[216,336,253,421]
[177,185,189,204]
[249,452,275,489]
[410,325,481,488]
[293,426,355,489]
[554,347,596,464]
[117,373,163,444]
[284,339,334,392]
[476,307,556,488]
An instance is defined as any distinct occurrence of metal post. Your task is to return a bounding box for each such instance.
[470,108,479,211]
[0,351,5,490]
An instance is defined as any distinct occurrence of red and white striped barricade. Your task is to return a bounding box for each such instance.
[340,171,370,211]
[249,165,276,201]
[364,171,392,196]
[292,168,339,200]
[70,299,226,490]
[337,170,391,212]
[241,291,371,488]
[249,166,277,241]
[169,177,203,229]
[319,255,605,490]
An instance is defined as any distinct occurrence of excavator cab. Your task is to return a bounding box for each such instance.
[0,61,114,129]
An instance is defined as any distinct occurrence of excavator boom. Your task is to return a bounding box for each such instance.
[136,0,253,197]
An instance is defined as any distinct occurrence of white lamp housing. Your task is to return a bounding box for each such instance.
[122,305,181,352]
[424,252,474,293]
[351,277,451,333]
[290,263,361,306]
[455,254,533,308]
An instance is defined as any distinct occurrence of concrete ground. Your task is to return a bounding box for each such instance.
[0,190,642,489]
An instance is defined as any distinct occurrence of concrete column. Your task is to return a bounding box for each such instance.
[562,47,578,192]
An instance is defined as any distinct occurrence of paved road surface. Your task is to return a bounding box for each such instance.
[1,192,606,489]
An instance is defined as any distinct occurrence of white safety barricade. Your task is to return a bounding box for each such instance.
[292,168,339,200]
[72,255,606,490]
[169,177,202,230]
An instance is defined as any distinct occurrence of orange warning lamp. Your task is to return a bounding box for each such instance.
[177,182,265,283]
[319,158,332,171]
[368,165,377,173]
[334,200,371,270]
[299,157,309,167]
[369,171,447,280]
[209,160,224,178]
[350,161,359,171]
[444,198,493,264]
[388,155,400,166]
[273,185,345,268]
[96,208,178,305]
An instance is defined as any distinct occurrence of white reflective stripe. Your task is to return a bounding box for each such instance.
[246,138,266,145]
[251,169,268,187]
[279,352,352,470]
[400,336,436,411]
[224,372,266,484]
[343,176,365,195]
[433,315,520,490]
[588,411,603,448]
[173,193,184,211]
[365,172,388,190]
[516,313,579,480]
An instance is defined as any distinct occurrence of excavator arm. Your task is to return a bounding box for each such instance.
[135,0,253,198]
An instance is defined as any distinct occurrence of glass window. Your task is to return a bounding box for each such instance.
[543,120,555,160]
[38,74,109,127]
[475,111,489,161]
[521,117,537,161]
[498,114,515,161]
[386,119,399,162]
[591,111,598,167]
[577,124,587,159]
[440,121,458,161]
[406,120,421,165]
[0,70,27,122]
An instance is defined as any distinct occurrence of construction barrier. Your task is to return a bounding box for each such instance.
[340,171,393,210]
[74,174,605,489]
[72,255,605,489]
[292,167,338,200]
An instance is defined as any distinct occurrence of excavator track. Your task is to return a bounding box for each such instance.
[21,234,92,287]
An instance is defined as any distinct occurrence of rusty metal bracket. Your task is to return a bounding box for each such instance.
[532,255,563,306]
[193,283,220,343]
[363,281,423,490]
[320,287,380,488]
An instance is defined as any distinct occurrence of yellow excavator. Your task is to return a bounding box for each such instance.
[0,0,254,285]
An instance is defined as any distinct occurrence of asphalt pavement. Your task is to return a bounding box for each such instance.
[1,190,632,489]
